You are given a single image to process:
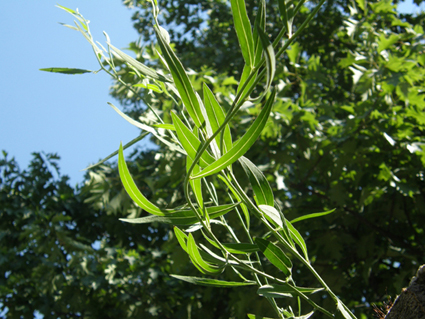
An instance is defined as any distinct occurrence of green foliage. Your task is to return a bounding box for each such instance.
[8,0,425,318]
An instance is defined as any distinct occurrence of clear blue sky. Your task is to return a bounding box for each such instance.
[0,1,141,186]
[0,1,423,187]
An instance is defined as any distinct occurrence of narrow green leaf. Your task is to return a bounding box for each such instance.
[286,220,309,260]
[84,132,149,170]
[152,123,175,131]
[253,0,266,66]
[239,156,274,206]
[278,0,293,37]
[120,203,239,226]
[108,43,172,83]
[230,0,255,68]
[56,4,77,14]
[257,27,276,91]
[39,67,93,75]
[192,89,276,179]
[109,103,184,154]
[255,238,292,277]
[171,111,215,167]
[290,209,335,224]
[118,144,181,216]
[336,300,354,319]
[174,226,188,252]
[257,284,323,298]
[155,25,204,128]
[258,204,282,228]
[203,84,233,154]
[171,275,255,287]
[187,156,204,209]
[187,234,224,275]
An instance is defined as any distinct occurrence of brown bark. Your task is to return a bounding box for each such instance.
[385,264,425,319]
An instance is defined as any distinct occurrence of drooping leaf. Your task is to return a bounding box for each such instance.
[230,0,255,68]
[239,156,274,206]
[192,89,276,179]
[39,67,93,75]
[171,275,255,287]
[257,27,276,92]
[255,238,292,277]
[118,144,183,216]
[174,226,188,252]
[187,233,224,275]
[154,25,205,128]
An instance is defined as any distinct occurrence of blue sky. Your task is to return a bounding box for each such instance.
[0,1,141,186]
[0,1,423,187]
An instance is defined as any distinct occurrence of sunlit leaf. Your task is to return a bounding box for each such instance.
[155,25,205,128]
[239,156,274,206]
[258,204,282,228]
[192,89,276,179]
[230,0,255,68]
[187,234,224,275]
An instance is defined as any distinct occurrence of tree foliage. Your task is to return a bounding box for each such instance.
[1,0,425,318]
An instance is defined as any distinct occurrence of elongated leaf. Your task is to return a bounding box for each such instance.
[253,0,266,66]
[336,300,354,319]
[120,203,239,225]
[108,43,172,83]
[255,238,292,277]
[239,156,274,206]
[257,27,276,91]
[85,132,149,170]
[290,209,335,224]
[40,67,93,75]
[259,204,282,228]
[187,156,204,209]
[192,89,276,179]
[278,0,293,37]
[171,275,255,287]
[154,25,204,128]
[110,102,184,154]
[174,226,188,252]
[257,284,323,298]
[152,123,175,131]
[187,233,223,275]
[171,111,215,167]
[203,84,233,154]
[230,0,255,68]
[286,220,309,260]
[118,144,183,216]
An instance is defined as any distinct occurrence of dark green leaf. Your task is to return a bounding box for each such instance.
[39,67,93,75]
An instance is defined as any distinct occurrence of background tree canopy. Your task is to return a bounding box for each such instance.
[1,0,425,318]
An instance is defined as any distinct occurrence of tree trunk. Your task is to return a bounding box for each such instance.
[385,264,425,319]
